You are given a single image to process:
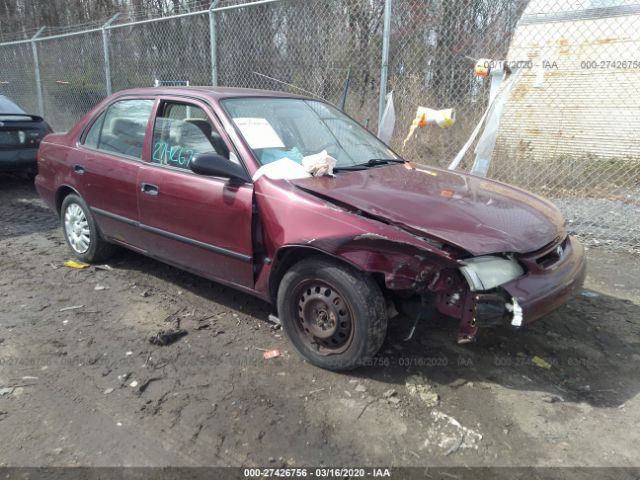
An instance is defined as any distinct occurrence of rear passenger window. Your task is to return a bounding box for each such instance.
[151,101,230,171]
[90,99,153,159]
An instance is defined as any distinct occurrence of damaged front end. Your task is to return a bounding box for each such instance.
[391,235,585,344]
[389,266,522,345]
[255,174,585,347]
[427,259,524,344]
[333,233,526,344]
[456,255,525,341]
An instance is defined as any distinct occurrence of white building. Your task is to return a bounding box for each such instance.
[495,0,640,175]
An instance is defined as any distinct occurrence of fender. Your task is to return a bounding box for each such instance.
[252,176,460,302]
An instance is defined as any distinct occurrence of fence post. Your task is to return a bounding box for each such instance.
[31,26,46,117]
[102,13,120,96]
[209,0,221,86]
[378,0,393,127]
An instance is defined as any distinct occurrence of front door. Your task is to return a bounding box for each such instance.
[137,97,254,288]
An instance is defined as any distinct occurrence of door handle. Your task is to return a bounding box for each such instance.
[73,164,85,175]
[140,183,160,196]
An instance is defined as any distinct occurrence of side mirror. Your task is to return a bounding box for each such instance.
[190,153,248,182]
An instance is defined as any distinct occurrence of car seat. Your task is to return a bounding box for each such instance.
[185,118,229,159]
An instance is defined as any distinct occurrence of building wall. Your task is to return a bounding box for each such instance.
[494,4,640,174]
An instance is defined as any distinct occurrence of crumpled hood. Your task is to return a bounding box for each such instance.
[291,164,566,256]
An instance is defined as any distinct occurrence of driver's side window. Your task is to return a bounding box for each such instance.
[151,101,230,171]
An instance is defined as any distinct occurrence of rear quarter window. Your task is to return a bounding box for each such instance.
[83,112,106,148]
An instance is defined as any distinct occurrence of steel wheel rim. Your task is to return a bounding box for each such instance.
[293,280,354,355]
[64,203,90,254]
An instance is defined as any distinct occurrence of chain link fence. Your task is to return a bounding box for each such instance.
[0,0,638,253]
[0,41,39,115]
[37,31,108,129]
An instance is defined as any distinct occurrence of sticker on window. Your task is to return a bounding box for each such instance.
[153,141,194,168]
[233,117,284,150]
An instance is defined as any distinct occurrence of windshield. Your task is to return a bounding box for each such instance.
[0,96,26,114]
[221,97,399,168]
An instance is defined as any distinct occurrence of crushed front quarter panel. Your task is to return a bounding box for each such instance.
[252,176,459,300]
[253,173,584,345]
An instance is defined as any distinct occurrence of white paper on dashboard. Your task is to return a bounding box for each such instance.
[252,157,311,182]
[233,117,285,149]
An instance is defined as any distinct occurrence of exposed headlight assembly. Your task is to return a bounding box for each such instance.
[459,256,524,291]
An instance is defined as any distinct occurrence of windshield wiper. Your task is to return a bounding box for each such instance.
[365,158,405,165]
[334,158,405,172]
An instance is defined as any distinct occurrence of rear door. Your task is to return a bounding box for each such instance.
[137,97,254,288]
[79,97,154,250]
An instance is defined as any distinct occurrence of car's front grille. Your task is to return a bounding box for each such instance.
[536,236,568,269]
[516,235,569,273]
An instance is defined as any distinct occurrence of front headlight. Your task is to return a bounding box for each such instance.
[459,256,524,291]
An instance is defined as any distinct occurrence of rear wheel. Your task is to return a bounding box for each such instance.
[61,194,115,263]
[277,257,387,371]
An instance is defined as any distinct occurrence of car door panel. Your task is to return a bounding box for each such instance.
[137,97,255,288]
[82,150,145,248]
[137,165,254,286]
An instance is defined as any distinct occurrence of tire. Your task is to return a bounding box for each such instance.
[60,193,115,263]
[277,256,388,371]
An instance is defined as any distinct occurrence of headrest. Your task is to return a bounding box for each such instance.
[111,118,140,136]
[185,118,212,138]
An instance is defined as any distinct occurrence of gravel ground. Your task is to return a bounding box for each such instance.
[552,196,640,254]
[1,174,639,471]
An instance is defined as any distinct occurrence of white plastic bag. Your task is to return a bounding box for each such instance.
[377,91,395,144]
[302,150,337,177]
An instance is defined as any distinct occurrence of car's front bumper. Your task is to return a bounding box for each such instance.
[502,235,586,326]
[0,148,38,171]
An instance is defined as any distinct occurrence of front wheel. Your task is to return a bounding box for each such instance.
[277,257,388,371]
[61,193,115,263]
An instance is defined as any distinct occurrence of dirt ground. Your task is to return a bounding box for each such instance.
[1,174,639,469]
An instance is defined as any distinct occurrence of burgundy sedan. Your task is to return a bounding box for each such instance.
[35,87,586,370]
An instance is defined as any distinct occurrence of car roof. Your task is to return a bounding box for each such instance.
[112,86,312,101]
